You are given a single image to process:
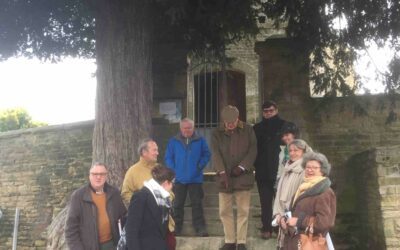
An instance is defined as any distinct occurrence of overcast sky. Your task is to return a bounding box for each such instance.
[0,57,96,125]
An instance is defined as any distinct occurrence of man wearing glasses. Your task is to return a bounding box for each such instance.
[66,163,127,250]
[253,100,286,240]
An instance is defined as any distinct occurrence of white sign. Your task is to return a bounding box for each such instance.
[159,102,177,115]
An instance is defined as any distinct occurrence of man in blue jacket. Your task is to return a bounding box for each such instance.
[165,117,211,237]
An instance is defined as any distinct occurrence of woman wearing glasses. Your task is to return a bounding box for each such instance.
[272,139,312,249]
[280,152,336,250]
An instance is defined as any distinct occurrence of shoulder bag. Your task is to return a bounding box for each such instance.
[298,217,328,250]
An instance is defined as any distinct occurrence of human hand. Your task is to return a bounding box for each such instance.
[279,216,287,230]
[231,166,244,177]
[219,171,229,189]
[287,217,298,227]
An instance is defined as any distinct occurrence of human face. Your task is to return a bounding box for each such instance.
[304,160,323,178]
[142,141,159,162]
[161,179,174,192]
[180,121,194,138]
[262,106,278,119]
[89,165,108,191]
[289,144,304,161]
[224,118,239,131]
[282,133,295,145]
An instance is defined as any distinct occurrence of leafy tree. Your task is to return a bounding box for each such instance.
[1,1,398,182]
[0,1,399,247]
[0,108,47,132]
[262,0,399,95]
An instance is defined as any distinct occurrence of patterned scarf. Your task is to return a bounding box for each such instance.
[144,179,171,224]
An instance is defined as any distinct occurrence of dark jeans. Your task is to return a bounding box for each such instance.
[173,183,206,232]
[256,180,275,233]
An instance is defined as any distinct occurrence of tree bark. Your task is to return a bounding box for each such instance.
[92,0,154,187]
[47,2,155,248]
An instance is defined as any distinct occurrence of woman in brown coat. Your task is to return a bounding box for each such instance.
[280,152,336,250]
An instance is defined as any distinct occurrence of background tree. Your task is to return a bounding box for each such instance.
[262,0,399,96]
[0,0,399,248]
[0,108,47,132]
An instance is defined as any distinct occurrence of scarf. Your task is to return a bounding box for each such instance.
[283,146,290,165]
[293,176,326,204]
[144,179,171,224]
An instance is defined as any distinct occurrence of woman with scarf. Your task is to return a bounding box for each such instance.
[272,139,312,248]
[275,122,300,184]
[126,165,175,250]
[281,152,336,250]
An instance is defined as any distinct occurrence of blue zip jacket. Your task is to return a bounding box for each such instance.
[165,132,211,184]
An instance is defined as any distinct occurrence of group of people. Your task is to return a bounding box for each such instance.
[64,100,336,250]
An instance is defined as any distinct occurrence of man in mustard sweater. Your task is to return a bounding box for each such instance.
[121,138,159,206]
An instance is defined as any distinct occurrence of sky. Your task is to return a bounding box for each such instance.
[0,57,96,125]
[0,45,391,125]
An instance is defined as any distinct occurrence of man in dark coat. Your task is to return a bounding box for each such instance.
[66,163,127,250]
[253,100,286,239]
[212,105,257,250]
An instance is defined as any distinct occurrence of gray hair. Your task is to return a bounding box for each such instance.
[301,152,331,176]
[180,118,195,128]
[289,139,312,153]
[90,162,107,171]
[138,138,155,156]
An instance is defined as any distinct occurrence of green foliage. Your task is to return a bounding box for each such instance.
[0,0,95,61]
[0,108,47,132]
[158,0,260,58]
[0,0,399,94]
[262,0,400,96]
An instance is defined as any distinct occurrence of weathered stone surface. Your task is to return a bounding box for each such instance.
[176,236,277,250]
[0,121,93,249]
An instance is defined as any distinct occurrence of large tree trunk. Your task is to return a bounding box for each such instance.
[92,0,154,187]
[47,1,154,248]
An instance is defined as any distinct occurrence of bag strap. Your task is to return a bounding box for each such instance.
[305,216,316,236]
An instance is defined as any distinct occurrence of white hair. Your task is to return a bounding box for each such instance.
[180,118,195,128]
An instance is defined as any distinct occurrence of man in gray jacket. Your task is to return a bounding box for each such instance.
[66,163,126,250]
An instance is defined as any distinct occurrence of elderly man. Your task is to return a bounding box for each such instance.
[121,138,159,206]
[165,117,211,236]
[66,163,126,250]
[212,105,257,250]
[253,100,286,239]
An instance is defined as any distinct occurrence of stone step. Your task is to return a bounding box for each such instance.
[202,181,259,194]
[184,193,261,208]
[178,213,266,237]
[182,207,262,221]
[176,236,278,250]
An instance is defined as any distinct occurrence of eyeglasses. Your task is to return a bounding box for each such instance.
[305,166,320,170]
[263,108,276,113]
[90,172,108,177]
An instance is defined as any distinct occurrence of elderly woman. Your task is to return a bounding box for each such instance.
[272,139,312,248]
[282,152,336,250]
[126,165,175,250]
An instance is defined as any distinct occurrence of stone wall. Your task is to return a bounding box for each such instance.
[375,145,400,250]
[0,121,93,250]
